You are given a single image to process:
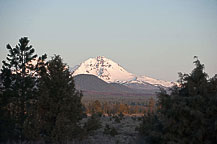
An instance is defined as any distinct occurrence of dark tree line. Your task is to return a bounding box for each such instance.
[0,37,84,143]
[139,57,217,144]
[85,99,156,115]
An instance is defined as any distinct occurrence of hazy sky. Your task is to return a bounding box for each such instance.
[0,0,217,81]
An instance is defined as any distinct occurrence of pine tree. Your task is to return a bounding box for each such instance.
[157,57,214,144]
[91,100,103,115]
[148,97,155,113]
[37,55,84,143]
[0,37,46,143]
[139,57,217,144]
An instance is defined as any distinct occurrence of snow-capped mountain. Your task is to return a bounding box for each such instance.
[73,56,135,82]
[72,56,175,88]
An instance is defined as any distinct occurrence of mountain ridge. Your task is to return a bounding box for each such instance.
[73,74,155,94]
[72,56,176,88]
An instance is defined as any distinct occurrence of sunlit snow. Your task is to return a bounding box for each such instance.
[72,56,175,88]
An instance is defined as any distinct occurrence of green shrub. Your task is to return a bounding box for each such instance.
[114,116,120,123]
[103,124,118,137]
[83,114,101,134]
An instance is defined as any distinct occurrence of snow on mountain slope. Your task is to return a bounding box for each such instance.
[69,65,80,73]
[136,76,175,87]
[72,56,175,88]
[73,56,136,82]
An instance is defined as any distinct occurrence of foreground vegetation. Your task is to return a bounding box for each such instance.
[0,38,216,144]
[138,57,217,144]
[0,38,85,143]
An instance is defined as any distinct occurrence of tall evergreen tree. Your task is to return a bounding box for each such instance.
[0,37,46,142]
[139,57,217,144]
[37,55,84,143]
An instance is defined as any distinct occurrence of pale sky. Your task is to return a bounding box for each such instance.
[0,0,217,81]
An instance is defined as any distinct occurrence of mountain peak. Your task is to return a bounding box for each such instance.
[73,56,135,82]
[72,56,175,88]
[96,56,105,59]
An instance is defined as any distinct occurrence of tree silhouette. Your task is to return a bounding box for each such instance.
[0,37,46,143]
[37,55,84,143]
[139,57,217,144]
